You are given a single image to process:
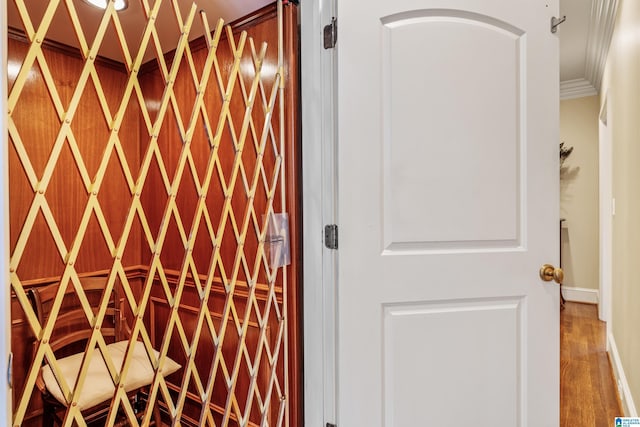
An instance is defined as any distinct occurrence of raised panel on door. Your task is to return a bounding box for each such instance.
[382,10,524,252]
[383,298,523,426]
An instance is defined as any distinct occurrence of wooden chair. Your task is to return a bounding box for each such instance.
[28,277,180,426]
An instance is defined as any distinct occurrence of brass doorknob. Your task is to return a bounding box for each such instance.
[539,264,564,284]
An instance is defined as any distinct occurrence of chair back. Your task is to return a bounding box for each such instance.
[29,277,123,357]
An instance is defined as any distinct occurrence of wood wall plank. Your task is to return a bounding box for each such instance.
[8,37,143,281]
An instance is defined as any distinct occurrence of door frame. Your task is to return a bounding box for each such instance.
[599,92,613,334]
[1,0,12,423]
[300,0,338,426]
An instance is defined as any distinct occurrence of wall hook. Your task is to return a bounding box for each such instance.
[551,15,566,33]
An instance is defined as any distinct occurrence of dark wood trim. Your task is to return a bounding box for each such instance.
[7,27,128,73]
[15,266,280,301]
[149,295,265,328]
[7,3,281,77]
[23,409,42,425]
[139,2,279,76]
[16,265,147,289]
[282,4,303,427]
[160,384,262,427]
[226,2,278,33]
[147,267,283,302]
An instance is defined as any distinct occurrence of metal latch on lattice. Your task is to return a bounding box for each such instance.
[266,213,291,268]
[327,423,336,427]
[324,224,338,249]
[324,17,337,49]
[7,352,13,389]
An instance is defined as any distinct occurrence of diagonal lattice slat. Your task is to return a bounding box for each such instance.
[8,0,289,426]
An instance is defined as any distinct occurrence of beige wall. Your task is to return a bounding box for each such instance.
[559,96,600,293]
[601,0,640,413]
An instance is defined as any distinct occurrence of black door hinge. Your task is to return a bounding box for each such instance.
[327,423,336,427]
[324,17,337,49]
[324,224,338,249]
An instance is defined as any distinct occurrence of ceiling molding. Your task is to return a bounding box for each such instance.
[560,78,598,100]
[584,0,619,93]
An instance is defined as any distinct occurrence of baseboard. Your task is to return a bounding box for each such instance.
[608,332,638,416]
[561,286,599,304]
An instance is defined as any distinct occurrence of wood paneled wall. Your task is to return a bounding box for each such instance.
[139,4,301,424]
[8,36,143,283]
[148,274,281,426]
[8,34,144,425]
[9,2,301,426]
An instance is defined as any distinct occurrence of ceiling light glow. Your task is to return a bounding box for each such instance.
[8,60,23,80]
[83,0,128,11]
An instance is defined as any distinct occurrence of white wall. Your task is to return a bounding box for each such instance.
[559,96,600,299]
[600,0,640,414]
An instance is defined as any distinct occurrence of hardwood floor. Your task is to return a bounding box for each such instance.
[561,302,622,426]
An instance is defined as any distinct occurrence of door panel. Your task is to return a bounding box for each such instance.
[337,0,559,426]
[383,298,522,425]
[382,11,523,250]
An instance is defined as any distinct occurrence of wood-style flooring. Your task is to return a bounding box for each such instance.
[561,302,622,426]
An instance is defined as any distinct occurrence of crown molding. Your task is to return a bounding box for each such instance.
[584,0,619,93]
[560,78,598,100]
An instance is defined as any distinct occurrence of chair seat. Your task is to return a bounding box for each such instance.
[41,340,181,411]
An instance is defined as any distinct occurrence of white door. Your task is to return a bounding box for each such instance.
[336,0,560,426]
